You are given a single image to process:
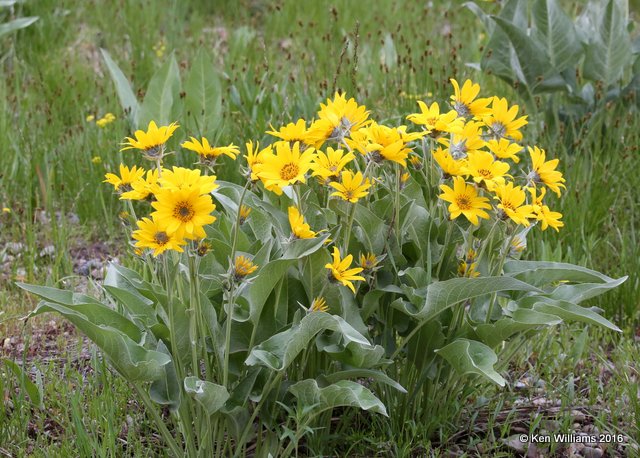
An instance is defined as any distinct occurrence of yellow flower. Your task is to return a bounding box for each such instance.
[121,169,160,201]
[151,188,216,239]
[95,113,116,128]
[528,187,564,231]
[256,141,316,192]
[464,150,510,190]
[159,166,218,195]
[439,177,491,225]
[325,247,365,294]
[492,182,535,226]
[234,255,258,280]
[132,217,186,256]
[482,97,527,141]
[450,79,492,119]
[196,241,212,256]
[239,205,252,224]
[311,147,355,182]
[347,122,423,167]
[432,147,466,178]
[91,156,102,164]
[86,114,95,122]
[306,92,370,145]
[2,207,11,214]
[438,120,486,159]
[458,260,480,278]
[244,141,273,181]
[328,170,372,203]
[266,119,317,149]
[103,164,145,193]
[120,120,179,156]
[288,206,319,239]
[359,252,379,271]
[406,101,464,137]
[527,146,566,197]
[409,155,422,169]
[309,297,329,313]
[486,138,522,163]
[182,136,239,162]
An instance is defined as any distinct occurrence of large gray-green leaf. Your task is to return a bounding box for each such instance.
[100,49,140,126]
[29,301,169,381]
[436,338,506,386]
[323,369,406,393]
[184,377,229,416]
[533,0,583,73]
[138,54,181,126]
[531,298,621,332]
[246,312,378,371]
[289,379,388,416]
[184,48,222,134]
[149,340,181,411]
[17,282,102,306]
[475,308,563,347]
[393,276,540,321]
[582,0,632,86]
[503,260,619,285]
[492,16,564,92]
[0,16,38,39]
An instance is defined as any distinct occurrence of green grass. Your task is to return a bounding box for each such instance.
[1,0,638,455]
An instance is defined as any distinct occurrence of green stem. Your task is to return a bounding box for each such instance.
[485,229,516,323]
[132,383,183,457]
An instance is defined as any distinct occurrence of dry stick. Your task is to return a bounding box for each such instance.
[330,34,349,96]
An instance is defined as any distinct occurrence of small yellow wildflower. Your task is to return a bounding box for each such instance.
[528,187,564,231]
[234,255,258,280]
[432,147,466,178]
[359,253,379,271]
[2,207,11,214]
[482,97,528,141]
[309,297,329,313]
[464,150,510,190]
[151,188,216,239]
[244,141,273,181]
[159,166,218,195]
[86,114,95,122]
[325,247,365,294]
[121,169,160,201]
[486,138,522,163]
[439,177,491,225]
[103,164,145,193]
[239,205,252,224]
[311,147,355,183]
[406,101,464,137]
[182,136,239,162]
[328,170,372,203]
[132,217,186,256]
[91,156,102,164]
[450,78,492,119]
[256,141,316,193]
[527,146,566,197]
[306,92,370,145]
[266,119,316,149]
[288,206,319,239]
[492,182,535,226]
[120,120,179,158]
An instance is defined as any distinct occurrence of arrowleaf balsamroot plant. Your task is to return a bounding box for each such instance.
[19,79,626,455]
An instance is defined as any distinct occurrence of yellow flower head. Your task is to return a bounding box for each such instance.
[406,101,464,137]
[464,150,510,189]
[239,205,252,224]
[528,187,564,231]
[159,166,218,195]
[120,121,179,156]
[307,92,370,145]
[244,141,273,181]
[438,120,486,160]
[527,146,566,197]
[432,147,466,178]
[91,156,102,164]
[328,170,372,203]
[132,217,186,256]
[2,207,11,214]
[492,182,535,226]
[458,260,480,278]
[450,78,492,119]
[103,164,145,193]
[182,136,239,162]
[482,97,527,141]
[359,252,379,271]
[311,147,355,182]
[409,155,423,169]
[486,138,522,163]
[288,206,319,239]
[439,176,491,225]
[266,119,317,149]
[309,297,329,313]
[151,188,216,239]
[120,169,160,201]
[325,247,365,294]
[256,141,316,193]
[347,122,422,167]
[234,255,258,280]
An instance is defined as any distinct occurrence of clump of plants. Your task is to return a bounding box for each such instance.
[20,74,625,455]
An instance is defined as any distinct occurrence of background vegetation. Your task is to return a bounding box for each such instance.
[0,0,638,455]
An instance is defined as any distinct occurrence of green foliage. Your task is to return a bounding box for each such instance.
[466,0,640,128]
